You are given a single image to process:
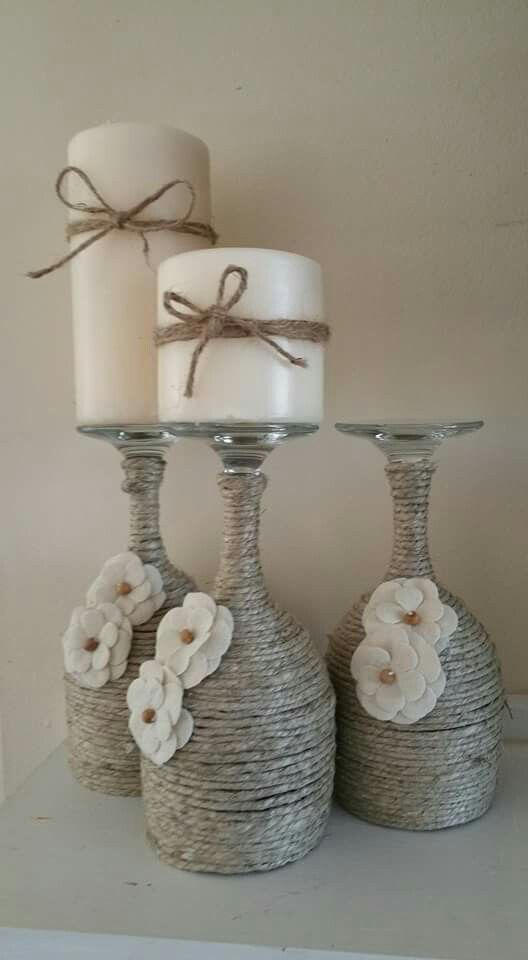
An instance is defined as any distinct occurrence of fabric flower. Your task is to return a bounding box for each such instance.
[363,577,458,653]
[87,551,165,626]
[351,624,446,724]
[156,592,233,689]
[127,661,193,765]
[63,602,132,688]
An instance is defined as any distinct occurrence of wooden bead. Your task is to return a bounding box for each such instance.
[379,668,397,685]
[403,611,421,626]
[116,581,132,596]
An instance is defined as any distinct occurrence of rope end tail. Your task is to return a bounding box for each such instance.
[26,267,49,280]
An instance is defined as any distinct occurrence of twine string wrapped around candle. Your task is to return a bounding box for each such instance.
[156,264,330,398]
[27,166,218,279]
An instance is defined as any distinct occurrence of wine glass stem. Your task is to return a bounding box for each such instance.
[121,451,171,578]
[214,471,269,608]
[385,460,435,580]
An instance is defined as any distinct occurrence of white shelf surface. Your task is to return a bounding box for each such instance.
[0,742,527,960]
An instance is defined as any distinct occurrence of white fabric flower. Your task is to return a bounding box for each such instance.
[63,602,132,688]
[351,624,446,724]
[87,551,165,626]
[363,577,458,653]
[156,592,233,689]
[127,661,193,765]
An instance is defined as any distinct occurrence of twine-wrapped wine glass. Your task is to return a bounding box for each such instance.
[141,422,336,872]
[328,421,504,830]
[65,425,194,796]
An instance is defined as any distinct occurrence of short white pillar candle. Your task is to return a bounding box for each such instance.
[68,122,212,425]
[157,248,326,423]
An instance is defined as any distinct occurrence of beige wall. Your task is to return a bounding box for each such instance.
[1,0,527,799]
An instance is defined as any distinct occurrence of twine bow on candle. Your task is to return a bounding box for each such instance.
[27,166,217,279]
[156,264,330,398]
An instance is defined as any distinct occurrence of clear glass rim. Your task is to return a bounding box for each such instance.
[335,420,484,463]
[78,424,174,441]
[161,421,319,441]
[161,422,319,473]
[335,420,483,441]
[77,424,174,456]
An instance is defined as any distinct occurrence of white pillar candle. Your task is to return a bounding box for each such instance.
[69,123,212,425]
[157,248,326,423]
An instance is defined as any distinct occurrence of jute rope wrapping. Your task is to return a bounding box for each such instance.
[327,461,504,830]
[142,472,336,872]
[65,455,195,796]
[27,166,217,279]
[157,264,330,398]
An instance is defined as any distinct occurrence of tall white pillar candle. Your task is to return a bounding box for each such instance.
[69,123,212,425]
[157,248,326,423]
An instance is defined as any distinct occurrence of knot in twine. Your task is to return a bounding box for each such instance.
[156,264,330,398]
[27,166,217,279]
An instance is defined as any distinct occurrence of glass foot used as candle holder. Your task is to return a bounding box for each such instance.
[141,422,336,873]
[328,420,504,830]
[64,425,195,797]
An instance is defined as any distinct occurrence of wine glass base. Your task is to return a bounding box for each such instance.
[335,420,483,462]
[77,424,174,457]
[162,421,319,473]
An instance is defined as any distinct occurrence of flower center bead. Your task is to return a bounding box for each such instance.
[403,611,421,626]
[83,638,99,652]
[180,629,195,645]
[379,668,397,685]
[116,581,132,596]
[142,708,156,724]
